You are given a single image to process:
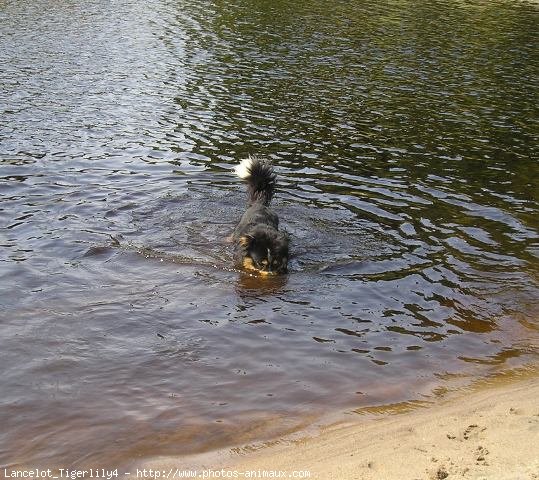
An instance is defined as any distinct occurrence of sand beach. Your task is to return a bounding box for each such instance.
[137,367,539,480]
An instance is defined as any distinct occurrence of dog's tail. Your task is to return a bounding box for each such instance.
[235,156,276,206]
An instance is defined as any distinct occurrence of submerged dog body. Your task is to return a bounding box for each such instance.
[233,157,289,274]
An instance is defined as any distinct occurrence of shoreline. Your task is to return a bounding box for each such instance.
[135,365,539,479]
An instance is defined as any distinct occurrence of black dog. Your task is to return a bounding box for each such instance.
[232,156,289,275]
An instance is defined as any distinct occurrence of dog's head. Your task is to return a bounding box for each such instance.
[238,226,289,275]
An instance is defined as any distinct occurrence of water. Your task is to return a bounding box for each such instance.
[1,0,538,470]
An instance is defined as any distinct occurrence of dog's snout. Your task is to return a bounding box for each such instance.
[260,259,270,271]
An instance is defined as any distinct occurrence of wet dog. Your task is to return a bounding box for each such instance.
[232,156,289,275]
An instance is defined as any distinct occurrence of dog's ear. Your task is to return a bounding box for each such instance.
[239,234,254,247]
[278,231,290,246]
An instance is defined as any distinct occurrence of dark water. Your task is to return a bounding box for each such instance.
[1,0,538,469]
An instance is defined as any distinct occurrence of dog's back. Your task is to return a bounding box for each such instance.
[233,156,279,238]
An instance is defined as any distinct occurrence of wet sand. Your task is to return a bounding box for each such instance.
[136,367,539,479]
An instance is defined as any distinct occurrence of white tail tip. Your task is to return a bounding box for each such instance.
[235,156,254,179]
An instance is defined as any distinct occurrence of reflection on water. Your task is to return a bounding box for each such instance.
[1,0,538,469]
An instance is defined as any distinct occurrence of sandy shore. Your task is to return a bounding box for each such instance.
[136,369,539,480]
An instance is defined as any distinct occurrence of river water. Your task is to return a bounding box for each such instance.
[1,0,538,470]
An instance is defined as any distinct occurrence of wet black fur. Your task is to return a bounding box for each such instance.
[233,158,289,274]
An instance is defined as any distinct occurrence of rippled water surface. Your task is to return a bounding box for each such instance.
[1,0,538,469]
